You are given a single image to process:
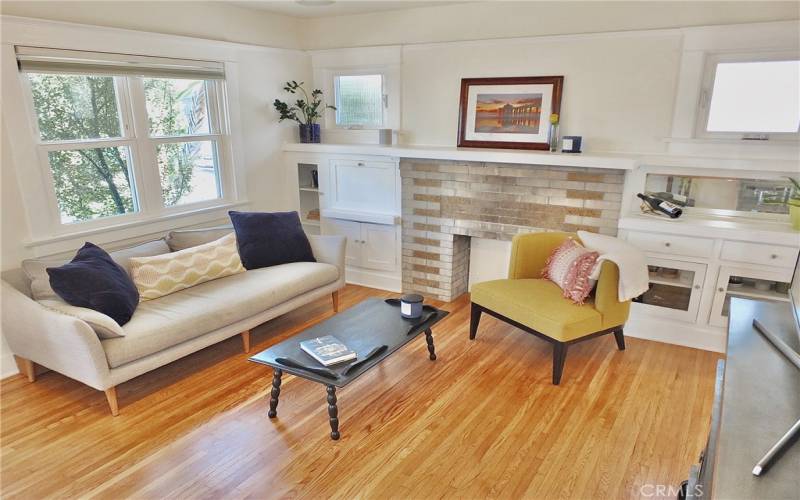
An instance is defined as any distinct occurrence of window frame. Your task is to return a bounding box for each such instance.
[19,72,237,235]
[332,71,386,129]
[695,51,800,142]
[320,65,399,131]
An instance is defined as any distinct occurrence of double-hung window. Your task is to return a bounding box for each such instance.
[17,47,233,230]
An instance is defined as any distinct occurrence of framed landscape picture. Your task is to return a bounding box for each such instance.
[457,76,564,150]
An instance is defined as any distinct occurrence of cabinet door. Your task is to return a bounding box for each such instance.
[322,218,362,268]
[709,266,793,328]
[329,159,398,215]
[632,257,707,323]
[360,222,397,272]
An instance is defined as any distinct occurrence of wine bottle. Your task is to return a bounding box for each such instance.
[651,191,693,207]
[637,193,683,218]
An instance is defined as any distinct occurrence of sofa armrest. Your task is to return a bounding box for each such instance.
[594,261,631,329]
[1,281,111,390]
[308,235,346,286]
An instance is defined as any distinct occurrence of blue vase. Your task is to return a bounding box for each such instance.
[299,123,321,143]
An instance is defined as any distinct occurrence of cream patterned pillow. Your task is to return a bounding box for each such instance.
[128,233,245,301]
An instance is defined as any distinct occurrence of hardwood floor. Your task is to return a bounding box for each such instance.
[0,285,721,499]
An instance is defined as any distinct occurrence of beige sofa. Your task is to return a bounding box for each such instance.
[0,228,346,415]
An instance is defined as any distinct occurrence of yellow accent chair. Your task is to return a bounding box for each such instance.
[469,232,631,385]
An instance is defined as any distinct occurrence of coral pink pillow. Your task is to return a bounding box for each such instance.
[542,238,599,304]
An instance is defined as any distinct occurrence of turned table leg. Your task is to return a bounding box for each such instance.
[268,368,282,418]
[327,385,340,440]
[425,328,437,361]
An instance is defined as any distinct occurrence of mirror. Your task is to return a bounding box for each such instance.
[644,174,793,215]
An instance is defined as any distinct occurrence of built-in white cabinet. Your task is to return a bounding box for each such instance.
[719,241,799,269]
[361,222,397,271]
[634,257,707,323]
[323,218,398,272]
[708,265,793,328]
[288,152,402,292]
[326,159,399,216]
[621,220,799,352]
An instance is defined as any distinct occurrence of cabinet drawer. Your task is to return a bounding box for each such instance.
[720,241,799,268]
[625,231,714,258]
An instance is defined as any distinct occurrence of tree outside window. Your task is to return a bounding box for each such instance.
[28,74,215,223]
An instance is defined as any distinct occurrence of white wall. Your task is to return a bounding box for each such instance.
[0,1,302,49]
[400,32,682,152]
[303,1,799,50]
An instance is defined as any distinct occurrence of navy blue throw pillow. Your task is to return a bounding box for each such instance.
[47,242,139,326]
[229,211,316,270]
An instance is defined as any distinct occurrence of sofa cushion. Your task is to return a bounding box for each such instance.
[22,239,170,301]
[47,243,140,326]
[102,261,340,368]
[165,226,233,251]
[229,211,315,270]
[129,233,244,301]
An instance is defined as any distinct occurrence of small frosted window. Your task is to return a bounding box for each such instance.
[706,60,800,133]
[334,74,384,128]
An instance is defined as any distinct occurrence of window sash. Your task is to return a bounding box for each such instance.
[332,71,387,129]
[22,72,233,234]
[695,51,800,141]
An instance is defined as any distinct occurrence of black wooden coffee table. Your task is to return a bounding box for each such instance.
[250,299,450,439]
[249,298,449,440]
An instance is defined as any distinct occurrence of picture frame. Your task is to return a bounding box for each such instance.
[457,76,564,150]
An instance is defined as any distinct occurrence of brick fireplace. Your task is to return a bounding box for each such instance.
[400,159,625,301]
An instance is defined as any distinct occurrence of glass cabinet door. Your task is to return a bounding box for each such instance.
[709,266,793,328]
[632,258,707,323]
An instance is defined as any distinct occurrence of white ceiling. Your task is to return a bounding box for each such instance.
[229,1,464,18]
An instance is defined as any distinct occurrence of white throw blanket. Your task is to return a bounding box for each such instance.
[578,231,650,302]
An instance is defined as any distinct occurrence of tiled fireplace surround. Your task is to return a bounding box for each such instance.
[400,159,626,301]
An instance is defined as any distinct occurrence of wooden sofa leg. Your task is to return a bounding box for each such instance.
[613,328,626,351]
[14,356,35,382]
[105,387,119,416]
[552,342,568,385]
[332,291,339,313]
[241,330,251,353]
[469,303,482,340]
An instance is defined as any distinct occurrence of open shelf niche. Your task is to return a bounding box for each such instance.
[297,162,321,235]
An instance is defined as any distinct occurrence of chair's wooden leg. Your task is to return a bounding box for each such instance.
[14,355,35,382]
[104,387,119,416]
[331,290,339,313]
[552,342,568,385]
[469,303,482,340]
[241,330,251,353]
[613,328,626,351]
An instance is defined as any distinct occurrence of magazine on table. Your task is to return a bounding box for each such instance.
[300,335,357,366]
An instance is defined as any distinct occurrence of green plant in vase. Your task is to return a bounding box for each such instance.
[273,81,335,143]
[765,177,800,230]
[787,177,800,230]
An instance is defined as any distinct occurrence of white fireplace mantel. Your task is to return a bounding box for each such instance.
[283,142,639,170]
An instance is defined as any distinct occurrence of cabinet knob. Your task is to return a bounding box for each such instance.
[718,287,725,293]
[694,285,701,290]
[663,242,671,247]
[357,162,365,166]
[770,254,778,259]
